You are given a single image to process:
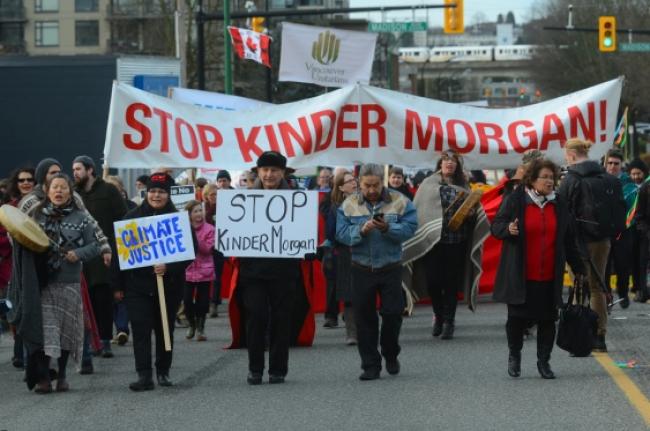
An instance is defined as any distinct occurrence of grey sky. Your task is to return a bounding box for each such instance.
[349,0,542,27]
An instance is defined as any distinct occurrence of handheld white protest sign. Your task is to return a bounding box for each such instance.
[216,190,318,258]
[170,185,195,211]
[114,211,195,270]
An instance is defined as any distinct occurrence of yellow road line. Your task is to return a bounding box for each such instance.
[593,352,650,427]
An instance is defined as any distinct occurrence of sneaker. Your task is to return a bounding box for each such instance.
[116,332,129,346]
[345,336,358,346]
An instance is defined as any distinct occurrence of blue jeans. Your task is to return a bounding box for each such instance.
[114,302,129,334]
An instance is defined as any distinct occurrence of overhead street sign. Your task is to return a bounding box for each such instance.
[620,43,650,52]
[368,21,428,33]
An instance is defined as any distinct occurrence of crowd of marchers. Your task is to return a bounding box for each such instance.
[0,138,648,393]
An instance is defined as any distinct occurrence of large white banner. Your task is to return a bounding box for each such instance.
[279,22,377,87]
[104,77,623,170]
[169,87,271,111]
[114,212,195,270]
[215,189,318,258]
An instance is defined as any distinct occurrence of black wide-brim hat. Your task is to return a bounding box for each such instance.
[252,151,295,174]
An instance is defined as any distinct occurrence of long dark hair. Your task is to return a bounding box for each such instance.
[435,150,468,187]
[8,167,35,201]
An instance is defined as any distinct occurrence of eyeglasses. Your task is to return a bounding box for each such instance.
[343,178,358,185]
[17,178,35,183]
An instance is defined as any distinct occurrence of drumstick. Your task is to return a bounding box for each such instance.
[156,274,172,352]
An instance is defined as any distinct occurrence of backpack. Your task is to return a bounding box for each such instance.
[571,171,626,240]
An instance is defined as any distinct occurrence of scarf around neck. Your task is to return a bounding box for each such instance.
[40,201,74,274]
[525,187,556,209]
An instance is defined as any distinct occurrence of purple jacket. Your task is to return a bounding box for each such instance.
[186,221,216,282]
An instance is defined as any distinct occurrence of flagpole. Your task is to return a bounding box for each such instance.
[224,0,233,94]
[265,0,272,103]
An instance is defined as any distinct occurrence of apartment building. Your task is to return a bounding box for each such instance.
[0,0,175,56]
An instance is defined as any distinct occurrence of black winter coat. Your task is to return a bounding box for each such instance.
[112,200,192,298]
[491,187,585,307]
[76,178,128,286]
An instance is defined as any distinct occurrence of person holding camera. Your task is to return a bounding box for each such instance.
[336,163,417,381]
[492,159,586,379]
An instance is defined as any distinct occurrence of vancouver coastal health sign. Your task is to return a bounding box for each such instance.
[215,190,318,258]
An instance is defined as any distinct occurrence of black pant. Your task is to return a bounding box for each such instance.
[506,316,555,362]
[126,291,179,374]
[240,278,296,376]
[212,252,225,305]
[350,265,404,372]
[607,229,633,298]
[184,281,210,322]
[323,251,339,319]
[89,283,114,341]
[424,241,467,322]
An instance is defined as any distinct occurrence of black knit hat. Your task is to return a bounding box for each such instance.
[628,159,648,177]
[35,158,62,185]
[72,155,96,175]
[216,170,231,181]
[147,172,174,194]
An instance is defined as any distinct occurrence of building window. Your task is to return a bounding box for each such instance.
[75,0,99,12]
[75,20,99,46]
[35,0,58,12]
[35,21,58,46]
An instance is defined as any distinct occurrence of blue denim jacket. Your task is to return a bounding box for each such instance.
[336,188,418,269]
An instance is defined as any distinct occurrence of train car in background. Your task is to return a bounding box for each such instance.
[399,45,538,64]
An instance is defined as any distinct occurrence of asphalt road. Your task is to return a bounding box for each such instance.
[1,301,649,431]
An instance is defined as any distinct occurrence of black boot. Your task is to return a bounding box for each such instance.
[536,320,556,379]
[537,361,555,379]
[432,315,443,337]
[129,371,154,391]
[440,321,455,340]
[508,352,521,378]
[157,373,173,387]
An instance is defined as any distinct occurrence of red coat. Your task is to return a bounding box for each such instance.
[524,203,557,281]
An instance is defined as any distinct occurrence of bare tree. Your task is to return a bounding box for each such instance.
[523,0,650,118]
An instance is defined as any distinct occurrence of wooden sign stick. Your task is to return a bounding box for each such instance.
[156,274,172,351]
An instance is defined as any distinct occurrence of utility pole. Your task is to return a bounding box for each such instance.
[197,0,205,89]
[224,0,232,94]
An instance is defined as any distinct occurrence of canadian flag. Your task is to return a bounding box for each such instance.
[228,26,271,68]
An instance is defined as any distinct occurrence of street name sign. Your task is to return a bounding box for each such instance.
[368,21,428,33]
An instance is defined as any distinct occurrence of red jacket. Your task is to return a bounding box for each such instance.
[524,202,557,282]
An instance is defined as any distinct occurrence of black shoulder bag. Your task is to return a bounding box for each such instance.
[556,276,599,357]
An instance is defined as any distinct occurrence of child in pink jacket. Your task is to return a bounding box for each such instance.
[184,200,216,341]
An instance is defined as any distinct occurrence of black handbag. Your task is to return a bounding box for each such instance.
[556,277,599,357]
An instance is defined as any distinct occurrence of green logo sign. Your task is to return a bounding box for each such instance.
[312,30,340,65]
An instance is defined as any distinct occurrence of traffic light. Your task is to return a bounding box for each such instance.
[251,16,266,33]
[443,0,464,34]
[599,16,616,52]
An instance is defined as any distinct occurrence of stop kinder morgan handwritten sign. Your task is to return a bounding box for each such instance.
[215,190,318,258]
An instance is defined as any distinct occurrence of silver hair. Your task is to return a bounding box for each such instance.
[359,163,384,180]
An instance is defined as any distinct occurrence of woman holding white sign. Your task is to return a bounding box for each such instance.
[113,173,192,392]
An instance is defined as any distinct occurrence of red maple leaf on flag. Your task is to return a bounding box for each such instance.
[246,36,258,53]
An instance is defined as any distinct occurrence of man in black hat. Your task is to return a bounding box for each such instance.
[73,155,128,357]
[238,151,300,385]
